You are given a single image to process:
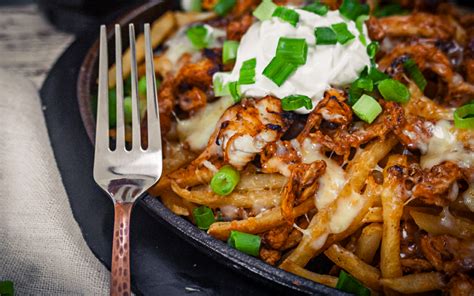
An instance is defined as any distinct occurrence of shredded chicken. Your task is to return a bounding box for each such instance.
[420,234,474,275]
[411,161,464,206]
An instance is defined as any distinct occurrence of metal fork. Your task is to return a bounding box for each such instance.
[94,23,162,296]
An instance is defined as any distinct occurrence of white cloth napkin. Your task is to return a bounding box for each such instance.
[0,69,109,295]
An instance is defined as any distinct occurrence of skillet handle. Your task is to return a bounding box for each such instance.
[110,202,133,296]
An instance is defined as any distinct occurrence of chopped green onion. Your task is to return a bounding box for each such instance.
[227,230,261,256]
[138,76,147,95]
[339,0,369,21]
[354,76,373,92]
[193,206,215,230]
[454,104,474,129]
[214,0,236,16]
[336,270,371,296]
[239,58,257,85]
[228,81,241,102]
[0,281,14,296]
[182,0,202,12]
[348,83,364,106]
[253,0,277,21]
[223,40,239,64]
[368,66,389,84]
[331,22,355,45]
[272,6,299,27]
[315,27,337,45]
[356,14,369,45]
[378,79,410,103]
[213,72,231,97]
[187,25,210,49]
[403,58,427,91]
[374,3,408,17]
[210,165,240,195]
[276,37,308,65]
[262,56,298,86]
[281,95,313,111]
[348,75,373,106]
[138,77,161,96]
[352,94,382,124]
[367,41,379,61]
[123,96,133,124]
[108,88,117,127]
[302,2,328,16]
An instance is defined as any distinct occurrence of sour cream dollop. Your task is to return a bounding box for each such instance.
[221,9,371,113]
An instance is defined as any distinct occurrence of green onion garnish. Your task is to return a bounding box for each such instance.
[356,14,369,45]
[0,281,14,296]
[182,0,202,12]
[302,2,329,16]
[315,27,337,45]
[352,94,382,124]
[336,270,371,296]
[377,79,410,103]
[210,165,241,195]
[368,66,389,84]
[374,3,408,17]
[281,95,313,111]
[138,76,147,95]
[213,73,231,97]
[262,56,298,86]
[354,76,373,92]
[186,25,210,49]
[193,206,215,230]
[403,58,427,91]
[454,103,474,129]
[367,41,379,61]
[272,6,299,27]
[276,37,308,65]
[238,58,257,85]
[228,81,241,102]
[123,96,133,124]
[227,230,261,257]
[213,0,236,16]
[253,0,277,21]
[223,40,239,64]
[331,22,355,45]
[348,83,364,106]
[339,0,369,21]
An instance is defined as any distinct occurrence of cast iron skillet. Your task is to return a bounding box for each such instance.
[75,0,346,295]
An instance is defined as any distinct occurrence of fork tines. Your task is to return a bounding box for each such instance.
[96,23,162,153]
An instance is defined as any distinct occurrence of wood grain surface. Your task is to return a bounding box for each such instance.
[0,4,73,87]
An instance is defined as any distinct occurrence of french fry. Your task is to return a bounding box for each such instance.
[235,173,287,192]
[281,136,397,268]
[380,155,407,282]
[362,207,383,223]
[405,81,453,121]
[324,244,382,291]
[174,11,216,27]
[108,11,176,87]
[283,261,338,288]
[356,223,383,264]
[160,189,193,216]
[208,198,315,240]
[171,181,281,208]
[410,209,474,239]
[380,272,446,294]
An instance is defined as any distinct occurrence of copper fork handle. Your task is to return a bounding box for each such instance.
[110,202,133,296]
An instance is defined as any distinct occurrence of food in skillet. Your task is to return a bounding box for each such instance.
[104,0,474,294]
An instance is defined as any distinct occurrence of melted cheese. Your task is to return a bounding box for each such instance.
[421,120,474,169]
[329,191,364,233]
[295,139,347,210]
[177,96,233,151]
